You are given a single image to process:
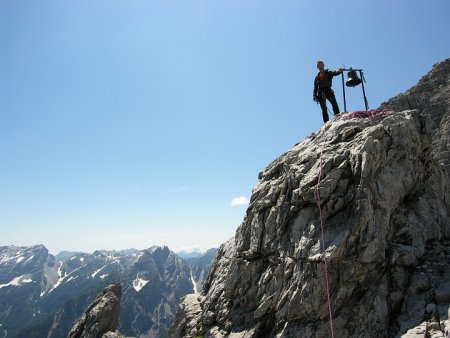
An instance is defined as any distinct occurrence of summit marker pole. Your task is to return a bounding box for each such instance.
[341,72,347,113]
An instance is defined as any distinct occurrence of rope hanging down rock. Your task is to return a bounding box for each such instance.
[315,109,389,337]
[315,143,335,338]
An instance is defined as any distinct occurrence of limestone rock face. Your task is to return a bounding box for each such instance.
[68,283,121,338]
[172,58,450,338]
[169,293,203,338]
[380,58,450,180]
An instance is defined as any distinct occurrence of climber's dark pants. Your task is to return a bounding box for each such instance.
[319,88,340,123]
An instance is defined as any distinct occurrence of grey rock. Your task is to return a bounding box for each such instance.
[426,303,437,314]
[396,241,450,336]
[68,283,121,338]
[398,304,449,338]
[409,274,429,294]
[170,293,202,338]
[172,58,450,338]
[101,332,123,338]
[436,281,450,304]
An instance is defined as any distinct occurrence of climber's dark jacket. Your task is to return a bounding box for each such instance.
[313,69,342,98]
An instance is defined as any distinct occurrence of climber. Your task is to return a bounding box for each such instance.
[313,60,344,123]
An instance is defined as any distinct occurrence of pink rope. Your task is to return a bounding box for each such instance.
[315,145,335,338]
[342,109,387,120]
[311,108,387,337]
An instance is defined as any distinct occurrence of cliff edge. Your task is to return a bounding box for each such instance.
[171,58,450,338]
[68,283,122,338]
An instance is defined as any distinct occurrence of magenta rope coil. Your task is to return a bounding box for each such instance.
[342,109,388,120]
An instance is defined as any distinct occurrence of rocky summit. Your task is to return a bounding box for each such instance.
[171,58,450,338]
[68,283,122,338]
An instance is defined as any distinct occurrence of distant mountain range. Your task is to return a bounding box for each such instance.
[0,244,217,338]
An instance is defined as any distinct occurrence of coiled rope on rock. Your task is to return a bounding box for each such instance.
[342,109,388,120]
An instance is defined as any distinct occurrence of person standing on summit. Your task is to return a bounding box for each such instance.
[313,60,344,123]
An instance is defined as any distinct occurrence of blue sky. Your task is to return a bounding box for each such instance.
[1,0,449,254]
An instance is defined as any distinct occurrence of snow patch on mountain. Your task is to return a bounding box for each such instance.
[46,264,65,295]
[105,253,121,264]
[134,252,144,262]
[0,274,33,288]
[65,276,77,283]
[40,261,61,297]
[133,277,149,292]
[0,251,25,265]
[45,263,87,295]
[24,255,35,263]
[190,270,198,293]
[91,265,108,278]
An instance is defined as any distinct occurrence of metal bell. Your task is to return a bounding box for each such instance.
[346,69,362,87]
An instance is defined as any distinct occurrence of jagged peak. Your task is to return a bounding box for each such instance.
[68,283,122,338]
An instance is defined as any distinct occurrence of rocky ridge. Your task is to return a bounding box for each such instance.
[68,283,122,338]
[0,245,211,337]
[172,58,450,337]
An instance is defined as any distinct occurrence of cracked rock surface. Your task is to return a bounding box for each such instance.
[68,283,122,338]
[172,59,450,338]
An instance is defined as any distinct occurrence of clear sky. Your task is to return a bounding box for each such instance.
[1,0,449,255]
